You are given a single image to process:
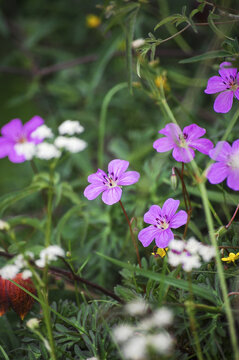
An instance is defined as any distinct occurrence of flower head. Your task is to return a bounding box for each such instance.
[207,140,239,191]
[153,123,213,163]
[152,247,168,258]
[86,14,101,28]
[58,120,84,136]
[55,136,87,153]
[221,252,239,263]
[138,198,187,248]
[204,62,239,113]
[0,116,44,163]
[35,245,65,268]
[84,159,140,205]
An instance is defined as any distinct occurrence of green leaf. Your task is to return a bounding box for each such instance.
[96,253,221,304]
[0,345,10,360]
[179,50,230,64]
[154,15,186,31]
[208,11,234,41]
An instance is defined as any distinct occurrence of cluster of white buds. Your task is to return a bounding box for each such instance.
[168,237,215,272]
[15,120,87,161]
[35,245,65,268]
[113,299,173,360]
[0,252,34,280]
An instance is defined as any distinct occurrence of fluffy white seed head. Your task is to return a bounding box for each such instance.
[125,299,148,316]
[113,324,134,343]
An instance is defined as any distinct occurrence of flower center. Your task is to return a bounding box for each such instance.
[178,133,188,148]
[17,136,27,144]
[155,216,169,230]
[223,75,238,91]
[228,152,239,169]
[102,172,118,188]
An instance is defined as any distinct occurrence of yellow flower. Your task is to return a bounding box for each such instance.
[86,14,101,28]
[152,247,168,258]
[221,252,239,264]
[154,75,170,92]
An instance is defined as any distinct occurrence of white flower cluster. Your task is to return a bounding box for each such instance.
[15,120,87,161]
[0,252,34,280]
[113,301,173,360]
[168,237,215,272]
[35,245,65,268]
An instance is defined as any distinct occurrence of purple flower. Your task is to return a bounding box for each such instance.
[84,159,140,205]
[153,123,213,163]
[0,116,44,163]
[204,62,239,113]
[207,140,239,191]
[138,198,187,248]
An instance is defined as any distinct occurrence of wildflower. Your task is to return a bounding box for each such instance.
[152,247,168,258]
[167,238,215,272]
[0,220,10,231]
[21,270,32,280]
[113,325,134,343]
[147,332,173,354]
[84,159,140,205]
[207,140,239,191]
[153,123,213,163]
[204,62,239,113]
[86,14,101,28]
[31,124,53,139]
[0,264,20,279]
[139,307,173,330]
[132,38,145,49]
[221,252,239,263]
[125,299,148,316]
[55,136,87,153]
[0,116,44,163]
[122,335,147,360]
[138,198,187,248]
[35,245,65,267]
[154,75,170,92]
[26,318,40,330]
[14,142,36,160]
[35,143,61,160]
[58,120,84,136]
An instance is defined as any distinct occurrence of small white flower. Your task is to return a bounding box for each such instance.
[15,142,36,160]
[0,264,20,279]
[151,307,173,327]
[125,299,148,316]
[54,136,87,153]
[58,120,84,135]
[31,125,54,139]
[21,269,32,279]
[181,254,201,272]
[167,251,183,267]
[36,245,65,267]
[147,332,173,354]
[113,325,134,343]
[198,245,215,262]
[14,254,27,268]
[132,38,145,49]
[122,335,146,360]
[26,318,40,330]
[185,237,201,254]
[35,143,61,160]
[169,239,185,252]
[0,220,10,231]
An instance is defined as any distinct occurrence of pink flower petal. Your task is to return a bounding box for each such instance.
[159,123,181,143]
[220,62,232,68]
[144,205,162,225]
[204,76,228,94]
[153,137,175,152]
[88,169,108,184]
[84,183,105,200]
[232,139,239,152]
[234,88,239,101]
[101,187,122,205]
[172,146,194,163]
[183,124,206,140]
[23,116,44,138]
[227,169,239,191]
[108,159,129,180]
[138,226,160,247]
[209,141,231,161]
[0,138,13,158]
[155,228,174,248]
[207,163,229,184]
[189,138,214,155]
[161,198,180,219]
[1,119,23,141]
[219,67,237,82]
[8,148,25,163]
[117,171,140,186]
[170,210,188,228]
[214,91,234,113]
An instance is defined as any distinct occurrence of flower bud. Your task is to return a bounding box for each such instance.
[0,220,10,231]
[26,318,39,330]
[170,168,177,191]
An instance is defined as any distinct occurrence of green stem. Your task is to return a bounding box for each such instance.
[98,82,128,168]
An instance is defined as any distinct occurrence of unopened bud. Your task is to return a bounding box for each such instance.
[0,220,10,231]
[170,167,177,191]
[26,318,39,330]
[66,251,71,258]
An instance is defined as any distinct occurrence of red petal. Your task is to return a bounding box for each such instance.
[6,273,36,320]
[0,277,10,316]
